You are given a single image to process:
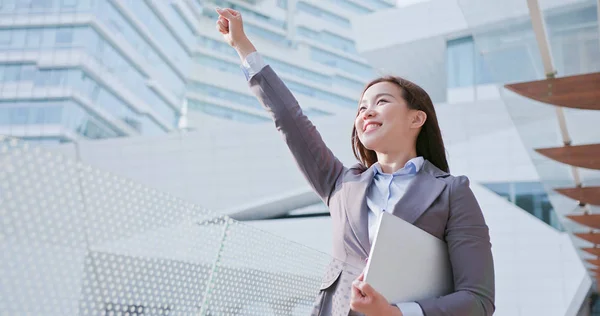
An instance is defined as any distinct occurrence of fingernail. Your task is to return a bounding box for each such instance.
[215,7,222,12]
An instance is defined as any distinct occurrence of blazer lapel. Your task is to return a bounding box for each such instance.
[344,166,374,257]
[391,161,447,224]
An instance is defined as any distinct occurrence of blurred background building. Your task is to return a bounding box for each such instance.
[1,0,598,315]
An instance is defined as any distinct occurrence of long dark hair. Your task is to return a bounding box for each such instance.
[351,76,449,173]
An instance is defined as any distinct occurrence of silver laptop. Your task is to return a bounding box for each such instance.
[363,212,454,303]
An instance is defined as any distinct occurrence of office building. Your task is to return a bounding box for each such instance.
[0,0,192,143]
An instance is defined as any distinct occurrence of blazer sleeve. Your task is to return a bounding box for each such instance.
[417,176,495,316]
[248,65,345,205]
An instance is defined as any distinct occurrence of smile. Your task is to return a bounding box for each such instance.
[363,122,382,133]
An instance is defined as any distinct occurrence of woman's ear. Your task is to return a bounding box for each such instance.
[411,110,427,129]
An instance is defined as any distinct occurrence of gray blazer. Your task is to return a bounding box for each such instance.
[248,66,495,316]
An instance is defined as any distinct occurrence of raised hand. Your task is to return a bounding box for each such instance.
[215,8,244,47]
[215,7,256,62]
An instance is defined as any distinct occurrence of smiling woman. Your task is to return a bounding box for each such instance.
[352,77,448,174]
[214,7,495,316]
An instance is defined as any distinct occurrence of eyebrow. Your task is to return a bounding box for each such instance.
[359,93,396,104]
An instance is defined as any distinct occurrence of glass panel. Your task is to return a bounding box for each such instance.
[362,0,395,9]
[189,82,263,110]
[310,47,375,77]
[482,181,563,230]
[297,2,351,27]
[245,24,289,46]
[447,36,475,88]
[283,79,358,108]
[325,0,372,14]
[188,100,270,123]
[297,27,358,53]
[195,54,241,74]
[0,137,354,315]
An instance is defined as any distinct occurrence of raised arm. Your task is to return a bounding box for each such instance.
[215,8,344,204]
[417,176,495,316]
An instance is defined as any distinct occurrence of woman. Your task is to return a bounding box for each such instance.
[215,8,494,316]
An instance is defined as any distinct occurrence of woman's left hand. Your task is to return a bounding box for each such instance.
[350,273,403,316]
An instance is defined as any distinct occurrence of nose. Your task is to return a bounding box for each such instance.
[362,107,376,120]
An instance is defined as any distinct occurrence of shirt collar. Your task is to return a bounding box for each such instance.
[373,156,424,176]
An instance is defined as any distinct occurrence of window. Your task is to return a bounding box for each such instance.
[325,0,371,14]
[482,182,563,230]
[446,35,494,88]
[195,54,240,74]
[0,101,64,126]
[296,2,350,28]
[31,0,51,8]
[55,28,74,44]
[188,100,269,123]
[362,0,394,9]
[16,0,32,9]
[283,79,358,108]
[190,82,262,109]
[198,36,237,58]
[2,64,20,82]
[297,27,357,53]
[333,75,364,91]
[0,30,11,45]
[245,24,289,45]
[61,0,77,7]
[264,56,331,84]
[303,107,332,118]
[310,47,375,77]
[170,3,198,36]
[20,64,36,81]
[25,29,42,48]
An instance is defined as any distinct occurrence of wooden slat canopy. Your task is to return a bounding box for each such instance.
[582,247,600,257]
[504,72,600,110]
[535,144,600,170]
[555,186,600,206]
[567,214,600,229]
[575,233,600,244]
[587,258,600,266]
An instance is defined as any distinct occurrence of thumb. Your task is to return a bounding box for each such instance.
[357,281,376,297]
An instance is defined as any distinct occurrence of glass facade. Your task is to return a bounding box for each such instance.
[190,0,375,122]
[483,181,563,230]
[446,4,598,89]
[0,0,191,143]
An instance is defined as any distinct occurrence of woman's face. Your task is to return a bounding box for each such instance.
[354,82,423,153]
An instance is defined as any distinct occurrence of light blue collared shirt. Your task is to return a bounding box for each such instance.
[240,51,425,316]
[367,157,424,244]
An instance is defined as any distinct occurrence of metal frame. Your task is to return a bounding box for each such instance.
[526,0,585,191]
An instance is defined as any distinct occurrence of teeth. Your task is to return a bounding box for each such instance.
[365,124,380,132]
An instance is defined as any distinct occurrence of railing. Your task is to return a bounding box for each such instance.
[0,136,353,315]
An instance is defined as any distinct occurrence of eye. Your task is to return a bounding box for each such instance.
[377,99,389,105]
[358,106,367,112]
